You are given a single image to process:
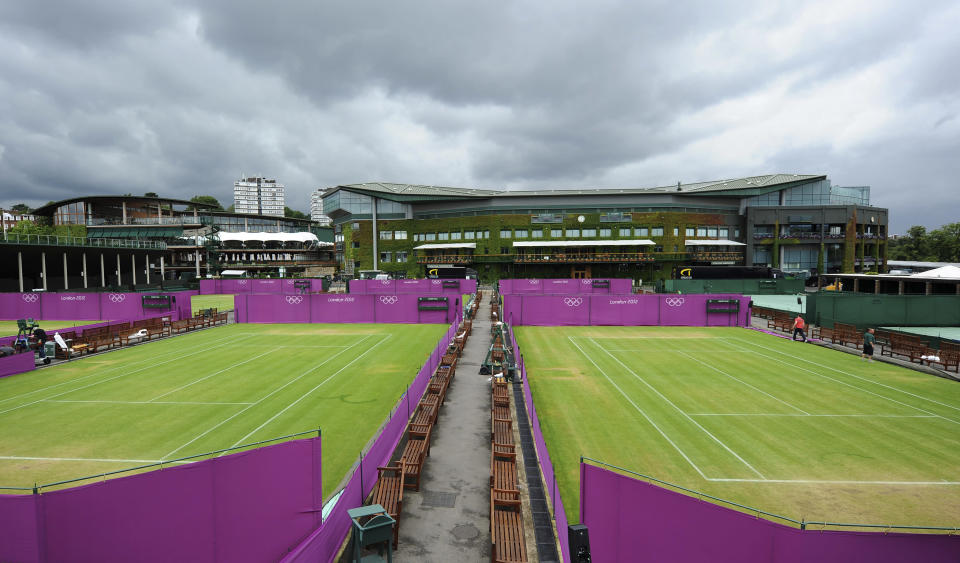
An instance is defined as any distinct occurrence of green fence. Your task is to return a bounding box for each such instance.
[661,278,804,295]
[808,293,960,332]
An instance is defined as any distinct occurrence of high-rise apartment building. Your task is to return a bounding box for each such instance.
[310,189,332,226]
[234,176,285,217]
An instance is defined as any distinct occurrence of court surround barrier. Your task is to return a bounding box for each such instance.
[280,318,460,562]
[580,460,960,562]
[348,278,477,295]
[498,278,632,295]
[807,292,960,330]
[0,434,323,563]
[502,293,751,326]
[235,293,460,324]
[0,290,197,323]
[200,278,327,295]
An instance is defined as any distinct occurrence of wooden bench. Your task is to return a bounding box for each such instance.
[400,424,431,491]
[490,492,527,563]
[882,333,929,362]
[370,463,405,548]
[412,402,437,428]
[492,380,510,407]
[491,415,513,446]
[428,374,449,405]
[767,313,792,333]
[493,404,510,422]
[490,446,518,498]
[935,342,959,372]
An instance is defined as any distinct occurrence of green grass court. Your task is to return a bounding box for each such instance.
[0,322,446,494]
[191,294,236,315]
[516,326,960,528]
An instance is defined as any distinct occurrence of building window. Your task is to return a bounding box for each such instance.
[353,222,361,230]
[414,233,423,241]
[652,227,664,237]
[636,227,649,237]
[551,229,563,238]
[465,231,475,239]
[673,227,679,236]
[708,227,718,238]
[426,233,436,241]
[500,229,512,238]
[438,232,450,240]
[500,247,510,254]
[654,245,663,252]
[673,245,679,251]
[685,227,695,237]
[718,228,729,239]
[697,227,707,237]
[734,228,741,239]
[379,231,393,240]
[532,230,543,238]
[396,251,408,262]
[483,230,490,239]
[566,229,580,237]
[619,228,631,237]
[352,241,360,248]
[395,231,407,240]
[600,228,611,237]
[380,251,392,262]
[582,229,597,237]
[451,231,462,240]
[515,230,528,238]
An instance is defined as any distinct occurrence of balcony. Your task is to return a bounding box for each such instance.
[0,233,167,250]
[690,251,744,264]
[415,252,700,265]
[87,216,209,226]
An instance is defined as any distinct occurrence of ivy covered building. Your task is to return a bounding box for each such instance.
[321,174,888,282]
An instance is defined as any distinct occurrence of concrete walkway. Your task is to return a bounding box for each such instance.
[394,294,495,562]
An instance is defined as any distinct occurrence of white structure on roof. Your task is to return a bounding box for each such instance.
[684,239,746,246]
[512,239,656,247]
[413,242,477,250]
[234,176,285,217]
[310,189,332,226]
[909,265,960,279]
[217,231,330,245]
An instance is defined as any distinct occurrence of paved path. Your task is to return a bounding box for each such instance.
[394,294,494,562]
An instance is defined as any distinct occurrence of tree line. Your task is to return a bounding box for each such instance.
[888,222,960,263]
[5,193,311,220]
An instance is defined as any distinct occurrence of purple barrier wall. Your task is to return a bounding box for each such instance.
[348,279,477,295]
[200,279,326,295]
[499,278,633,295]
[503,294,750,327]
[511,329,570,563]
[0,438,322,563]
[0,352,35,379]
[0,291,195,322]
[580,464,960,563]
[237,293,459,325]
[281,319,460,563]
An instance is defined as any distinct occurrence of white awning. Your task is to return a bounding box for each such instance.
[220,269,247,276]
[413,242,477,250]
[217,231,330,245]
[684,239,746,246]
[909,265,960,279]
[513,239,656,248]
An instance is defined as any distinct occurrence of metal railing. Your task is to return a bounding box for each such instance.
[87,216,210,226]
[0,233,167,250]
[414,251,704,264]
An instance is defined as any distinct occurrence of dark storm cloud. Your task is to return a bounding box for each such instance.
[0,0,957,232]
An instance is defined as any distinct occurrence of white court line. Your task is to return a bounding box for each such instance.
[604,349,742,352]
[228,334,396,448]
[0,332,248,406]
[730,336,960,416]
[0,455,161,464]
[0,334,258,417]
[689,413,938,418]
[705,477,960,485]
[276,345,354,349]
[566,336,710,480]
[44,400,253,406]
[592,337,766,479]
[148,347,281,402]
[161,334,382,460]
[724,338,960,427]
[676,350,810,415]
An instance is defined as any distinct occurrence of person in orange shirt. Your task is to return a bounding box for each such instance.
[791,315,807,342]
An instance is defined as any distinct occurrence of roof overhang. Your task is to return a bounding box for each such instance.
[513,239,656,247]
[684,239,746,246]
[413,242,477,250]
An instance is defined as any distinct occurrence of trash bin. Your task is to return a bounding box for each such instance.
[348,504,395,563]
[44,341,57,358]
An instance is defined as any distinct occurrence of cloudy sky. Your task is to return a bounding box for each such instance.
[1,0,957,233]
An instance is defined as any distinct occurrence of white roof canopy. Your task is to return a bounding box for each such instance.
[413,242,477,250]
[684,239,746,246]
[513,239,656,248]
[217,231,330,245]
[909,265,960,279]
[220,269,247,276]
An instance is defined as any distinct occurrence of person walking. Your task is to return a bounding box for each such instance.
[791,314,807,342]
[862,328,875,362]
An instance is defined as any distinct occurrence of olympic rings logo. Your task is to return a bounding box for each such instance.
[665,297,685,307]
[528,279,540,284]
[108,294,126,303]
[563,297,583,307]
[381,280,391,285]
[237,280,247,285]
[582,279,592,284]
[285,296,303,305]
[21,293,39,303]
[379,296,399,305]
[431,280,441,285]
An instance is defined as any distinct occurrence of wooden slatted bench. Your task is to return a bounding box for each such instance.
[428,375,449,405]
[400,424,431,491]
[883,333,929,362]
[370,463,405,548]
[490,492,527,563]
[491,415,513,446]
[492,381,510,407]
[490,446,518,498]
[493,404,510,421]
[412,402,437,428]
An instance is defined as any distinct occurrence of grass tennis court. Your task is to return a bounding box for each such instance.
[0,320,105,336]
[191,294,236,315]
[0,322,447,495]
[516,326,960,528]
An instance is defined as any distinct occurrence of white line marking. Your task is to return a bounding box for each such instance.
[0,334,258,417]
[276,345,353,349]
[566,336,710,480]
[592,337,766,479]
[0,332,247,406]
[161,334,383,460]
[688,413,938,418]
[705,478,960,485]
[44,400,253,406]
[147,347,281,402]
[0,455,161,464]
[229,335,395,448]
[731,336,960,415]
[676,350,810,415]
[604,348,742,352]
[725,338,960,427]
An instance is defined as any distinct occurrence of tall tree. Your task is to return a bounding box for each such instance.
[928,222,960,262]
[284,206,308,220]
[10,203,31,214]
[187,195,224,211]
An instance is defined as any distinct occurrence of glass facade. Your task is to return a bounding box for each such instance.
[747,180,870,207]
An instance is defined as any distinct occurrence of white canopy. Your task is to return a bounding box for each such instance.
[217,231,331,245]
[513,239,656,247]
[413,242,477,250]
[220,269,247,276]
[684,239,746,246]
[909,265,960,279]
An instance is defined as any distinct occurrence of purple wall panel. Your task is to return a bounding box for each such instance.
[39,293,101,320]
[499,278,632,295]
[580,464,960,563]
[0,352,35,379]
[0,494,40,562]
[504,294,750,327]
[1,291,193,324]
[349,279,476,295]
[234,294,247,323]
[310,295,375,323]
[589,296,659,326]
[238,294,458,324]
